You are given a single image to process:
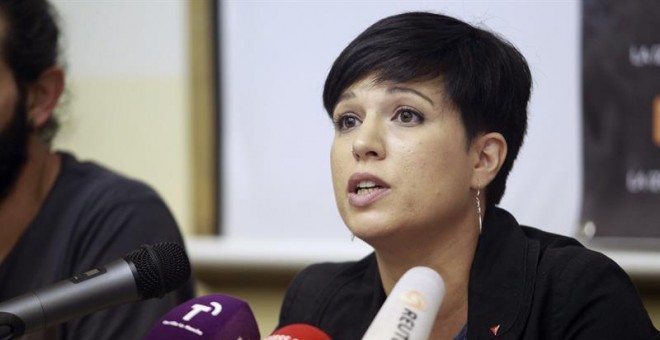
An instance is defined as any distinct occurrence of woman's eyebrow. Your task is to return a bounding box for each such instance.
[336,91,355,105]
[387,86,435,106]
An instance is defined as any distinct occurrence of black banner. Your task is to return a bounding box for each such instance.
[582,0,660,240]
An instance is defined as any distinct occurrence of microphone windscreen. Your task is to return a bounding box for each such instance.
[362,266,445,340]
[266,323,331,340]
[124,242,191,299]
[144,294,260,340]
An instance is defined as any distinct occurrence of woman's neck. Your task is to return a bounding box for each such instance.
[374,218,479,339]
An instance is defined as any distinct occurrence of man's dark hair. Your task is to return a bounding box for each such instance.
[0,0,60,144]
[323,11,532,206]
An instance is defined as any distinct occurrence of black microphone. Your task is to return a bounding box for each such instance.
[0,242,191,339]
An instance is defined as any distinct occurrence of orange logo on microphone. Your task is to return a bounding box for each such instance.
[654,95,660,147]
[400,290,426,311]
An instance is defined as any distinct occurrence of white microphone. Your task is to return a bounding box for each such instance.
[362,266,445,340]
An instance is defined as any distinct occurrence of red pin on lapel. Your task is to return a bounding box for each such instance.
[490,324,500,336]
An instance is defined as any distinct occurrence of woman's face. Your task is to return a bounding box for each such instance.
[330,75,477,245]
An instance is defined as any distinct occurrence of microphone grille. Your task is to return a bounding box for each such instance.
[124,242,191,299]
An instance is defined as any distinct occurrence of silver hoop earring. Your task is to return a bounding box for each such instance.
[476,188,483,233]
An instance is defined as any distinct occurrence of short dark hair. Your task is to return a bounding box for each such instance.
[323,11,531,205]
[0,0,61,144]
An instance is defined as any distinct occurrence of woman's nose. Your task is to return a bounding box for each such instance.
[351,118,385,161]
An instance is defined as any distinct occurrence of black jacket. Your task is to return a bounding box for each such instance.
[278,207,659,339]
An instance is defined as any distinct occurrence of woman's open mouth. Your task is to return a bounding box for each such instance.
[347,174,391,207]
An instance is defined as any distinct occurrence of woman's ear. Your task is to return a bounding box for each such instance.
[25,66,64,128]
[471,132,507,189]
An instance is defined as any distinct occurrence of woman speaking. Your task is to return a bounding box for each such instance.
[277,11,659,339]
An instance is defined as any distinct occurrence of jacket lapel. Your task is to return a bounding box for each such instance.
[468,207,540,339]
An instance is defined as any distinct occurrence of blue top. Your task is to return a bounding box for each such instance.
[454,324,467,340]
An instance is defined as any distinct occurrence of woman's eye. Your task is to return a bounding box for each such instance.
[334,114,361,131]
[393,108,423,125]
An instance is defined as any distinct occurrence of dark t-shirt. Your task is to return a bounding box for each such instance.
[0,152,195,340]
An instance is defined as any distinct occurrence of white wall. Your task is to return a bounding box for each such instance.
[219,1,581,260]
[51,0,193,235]
[47,0,584,262]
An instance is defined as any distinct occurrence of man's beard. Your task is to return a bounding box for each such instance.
[0,94,29,202]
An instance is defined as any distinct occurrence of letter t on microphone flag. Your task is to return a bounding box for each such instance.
[144,294,260,340]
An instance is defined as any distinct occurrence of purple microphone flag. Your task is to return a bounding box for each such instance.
[144,294,260,340]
